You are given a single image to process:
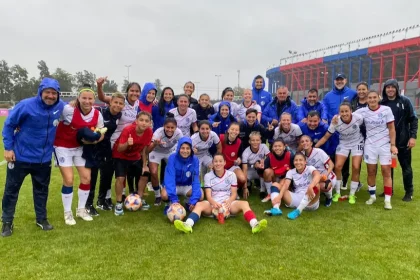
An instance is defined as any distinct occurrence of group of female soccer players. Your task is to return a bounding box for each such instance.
[52,77,397,234]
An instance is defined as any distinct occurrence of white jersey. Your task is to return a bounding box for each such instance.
[242,144,270,165]
[213,101,239,119]
[204,170,237,203]
[236,102,261,122]
[60,104,104,128]
[285,165,317,194]
[191,131,220,157]
[151,127,183,154]
[304,148,330,175]
[356,105,394,146]
[169,107,197,137]
[328,112,364,148]
[111,99,139,147]
[273,123,303,151]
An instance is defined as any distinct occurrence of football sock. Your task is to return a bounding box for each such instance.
[264,182,272,194]
[122,187,126,196]
[297,195,310,212]
[61,185,73,212]
[185,212,200,227]
[106,189,111,199]
[384,186,392,202]
[335,179,342,195]
[368,185,376,198]
[270,186,280,208]
[78,183,90,209]
[153,186,161,197]
[325,188,332,199]
[350,181,359,196]
[244,210,257,227]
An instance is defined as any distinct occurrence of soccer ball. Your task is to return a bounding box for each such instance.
[124,194,142,211]
[212,203,230,218]
[166,204,186,223]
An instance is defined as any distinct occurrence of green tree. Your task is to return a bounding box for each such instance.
[154,78,163,97]
[52,68,74,92]
[10,64,32,101]
[0,60,13,102]
[37,60,50,79]
[233,86,244,100]
[121,79,129,92]
[74,70,97,90]
[103,79,119,93]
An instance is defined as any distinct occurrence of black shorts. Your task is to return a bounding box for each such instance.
[114,159,143,178]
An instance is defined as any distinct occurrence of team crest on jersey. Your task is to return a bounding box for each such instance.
[378,113,383,118]
[336,146,341,152]
[186,117,190,122]
[352,124,357,129]
[225,177,232,185]
[59,157,65,163]
[186,171,191,178]
[364,154,369,160]
[259,154,264,159]
[261,101,265,106]
[53,119,59,127]
[208,142,213,147]
[150,155,155,159]
[7,162,14,170]
[231,152,236,157]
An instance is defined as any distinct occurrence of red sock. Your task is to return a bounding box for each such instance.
[244,210,256,223]
[384,186,392,196]
[79,183,90,191]
[313,186,319,195]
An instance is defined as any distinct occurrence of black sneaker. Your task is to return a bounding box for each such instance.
[121,194,127,202]
[97,200,112,211]
[2,222,13,237]
[36,219,53,231]
[105,198,114,208]
[259,191,267,200]
[86,205,99,216]
[402,193,413,202]
[154,197,162,206]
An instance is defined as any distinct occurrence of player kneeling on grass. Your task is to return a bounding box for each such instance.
[112,112,153,216]
[174,154,267,234]
[162,137,203,211]
[265,153,321,220]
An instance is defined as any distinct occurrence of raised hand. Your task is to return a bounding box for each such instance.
[128,134,134,146]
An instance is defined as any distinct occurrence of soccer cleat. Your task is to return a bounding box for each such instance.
[365,197,376,205]
[154,197,162,206]
[86,205,99,216]
[174,220,192,233]
[348,195,357,205]
[147,182,153,192]
[36,219,53,231]
[384,201,392,210]
[264,208,282,216]
[341,183,347,190]
[105,198,114,208]
[96,200,112,211]
[1,222,13,237]
[261,195,271,203]
[287,209,301,220]
[332,193,341,202]
[76,208,93,221]
[141,199,150,211]
[356,182,363,192]
[252,219,267,234]
[64,211,76,226]
[402,193,413,202]
[114,202,124,216]
[324,197,332,207]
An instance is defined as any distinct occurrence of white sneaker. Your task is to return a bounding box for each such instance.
[64,211,76,226]
[341,183,348,190]
[384,201,392,210]
[366,197,377,205]
[147,182,153,192]
[76,208,93,221]
[261,195,271,203]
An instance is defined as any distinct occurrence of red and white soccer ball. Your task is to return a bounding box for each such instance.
[124,194,142,211]
[212,203,230,218]
[167,203,187,223]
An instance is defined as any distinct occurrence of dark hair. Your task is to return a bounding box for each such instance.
[158,87,175,116]
[184,81,195,91]
[137,111,152,120]
[339,101,352,111]
[212,153,225,161]
[126,82,141,93]
[222,87,234,99]
[294,152,306,161]
[254,75,264,81]
[307,110,320,119]
[300,135,313,143]
[177,94,190,104]
[271,138,286,153]
[198,120,211,129]
[225,122,240,144]
[308,88,318,95]
[368,90,380,96]
[164,116,177,127]
[82,83,92,88]
[245,108,258,116]
[356,81,369,90]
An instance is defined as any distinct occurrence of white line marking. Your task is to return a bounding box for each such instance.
[0,160,7,166]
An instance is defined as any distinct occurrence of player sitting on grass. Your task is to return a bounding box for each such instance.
[162,137,203,212]
[264,153,321,220]
[174,154,267,234]
[315,102,364,204]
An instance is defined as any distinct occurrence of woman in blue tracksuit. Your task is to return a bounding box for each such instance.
[162,137,203,211]
[208,101,236,135]
[152,87,175,132]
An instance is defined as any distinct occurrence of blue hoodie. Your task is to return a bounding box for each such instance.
[297,98,328,122]
[2,77,65,163]
[252,76,272,112]
[151,102,175,132]
[322,86,356,122]
[208,101,236,135]
[262,96,299,125]
[139,82,157,113]
[164,137,202,205]
[299,122,338,156]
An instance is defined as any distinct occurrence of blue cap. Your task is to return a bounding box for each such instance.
[335,73,347,80]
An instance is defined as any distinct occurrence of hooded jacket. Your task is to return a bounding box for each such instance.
[299,121,338,156]
[262,96,298,125]
[380,79,418,148]
[297,98,328,122]
[322,86,357,122]
[139,82,157,113]
[2,77,65,163]
[192,103,215,122]
[164,137,201,205]
[252,76,272,112]
[152,101,175,132]
[208,101,236,135]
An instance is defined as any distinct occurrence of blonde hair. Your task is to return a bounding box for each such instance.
[249,131,261,139]
[111,92,125,101]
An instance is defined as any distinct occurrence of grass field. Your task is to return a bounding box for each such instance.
[0,116,419,280]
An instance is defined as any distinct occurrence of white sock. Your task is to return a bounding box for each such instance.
[368,185,376,199]
[271,192,280,209]
[249,218,258,228]
[350,181,359,196]
[122,187,126,195]
[62,192,73,212]
[325,188,332,199]
[78,188,89,209]
[154,189,161,197]
[297,195,311,212]
[106,189,111,199]
[185,218,195,227]
[335,180,342,194]
[385,195,391,203]
[264,182,271,195]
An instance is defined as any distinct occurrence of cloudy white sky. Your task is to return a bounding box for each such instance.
[1,0,419,99]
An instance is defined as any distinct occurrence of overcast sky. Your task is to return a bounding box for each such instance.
[1,0,419,99]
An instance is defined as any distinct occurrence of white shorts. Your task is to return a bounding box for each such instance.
[286,191,319,211]
[54,146,85,167]
[197,154,213,172]
[149,151,170,164]
[175,185,192,197]
[364,144,391,165]
[228,165,240,172]
[336,142,364,157]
